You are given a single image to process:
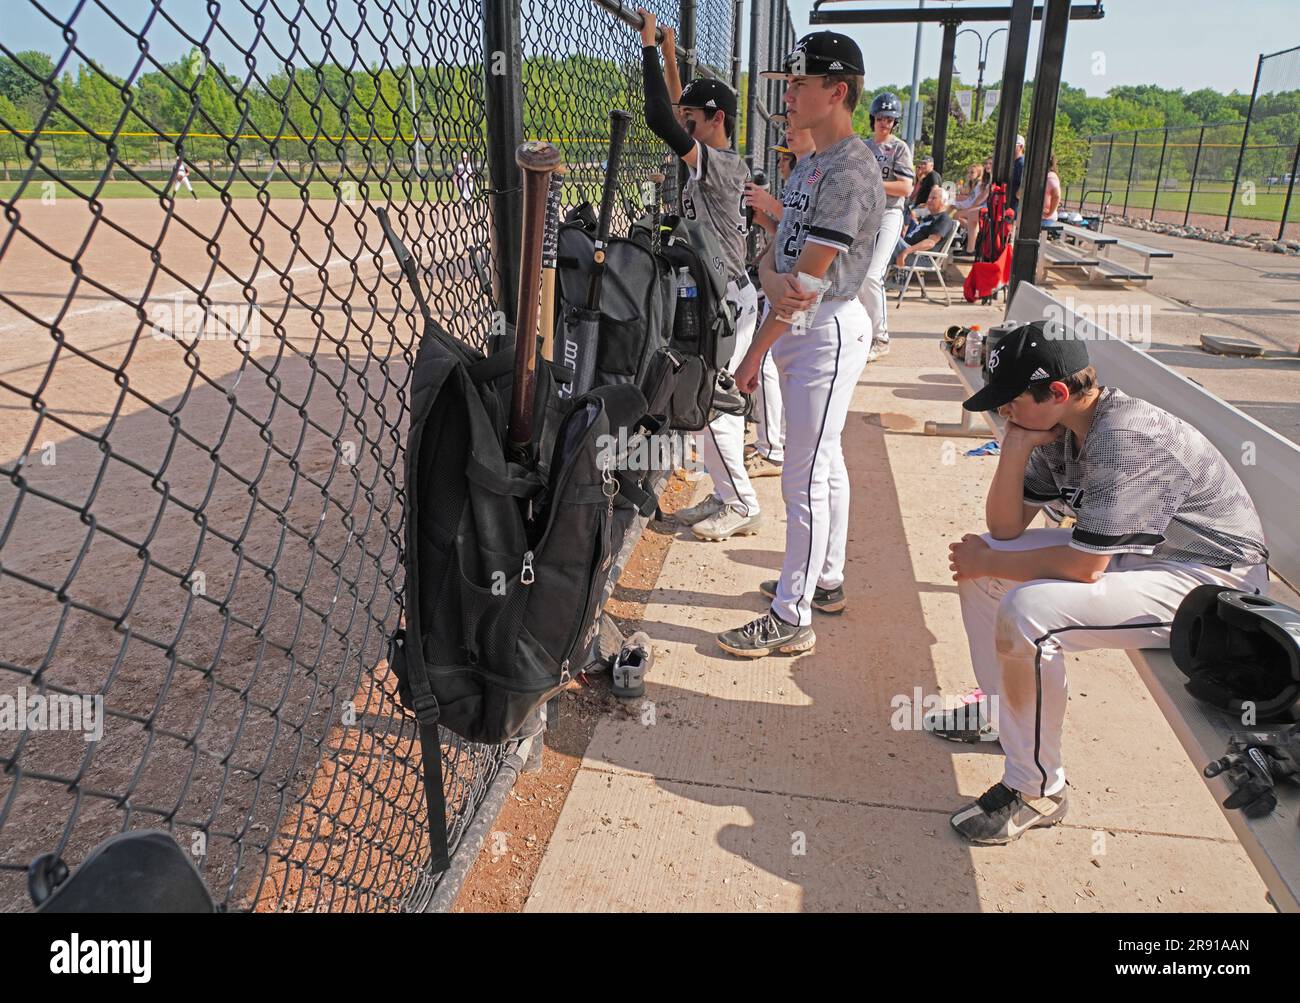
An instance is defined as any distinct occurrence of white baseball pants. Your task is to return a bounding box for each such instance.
[753,302,785,463]
[859,205,904,348]
[696,280,761,516]
[958,527,1269,798]
[769,297,872,626]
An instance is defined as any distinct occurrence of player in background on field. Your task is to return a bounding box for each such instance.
[172,157,198,201]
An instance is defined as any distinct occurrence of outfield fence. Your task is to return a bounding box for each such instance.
[1074,45,1300,241]
[0,0,788,913]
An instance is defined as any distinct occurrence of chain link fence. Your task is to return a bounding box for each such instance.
[0,0,759,913]
[1074,46,1300,242]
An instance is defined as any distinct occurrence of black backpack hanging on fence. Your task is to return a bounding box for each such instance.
[624,212,741,430]
[554,218,675,395]
[378,212,663,870]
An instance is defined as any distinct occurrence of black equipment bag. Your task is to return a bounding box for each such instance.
[555,222,676,397]
[378,208,656,869]
[1171,586,1300,723]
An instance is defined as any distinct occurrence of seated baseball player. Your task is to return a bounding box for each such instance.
[938,321,1268,845]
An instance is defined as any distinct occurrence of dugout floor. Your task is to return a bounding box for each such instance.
[523,299,1272,913]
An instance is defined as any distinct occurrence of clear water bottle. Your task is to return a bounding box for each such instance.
[675,267,699,345]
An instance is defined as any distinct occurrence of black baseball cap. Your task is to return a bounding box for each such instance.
[762,31,865,81]
[677,79,738,119]
[962,320,1091,412]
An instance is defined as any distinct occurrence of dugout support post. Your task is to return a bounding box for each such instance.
[1010,0,1071,293]
[991,0,1033,195]
[931,18,958,174]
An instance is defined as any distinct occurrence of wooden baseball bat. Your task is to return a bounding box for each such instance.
[539,170,565,363]
[508,141,564,461]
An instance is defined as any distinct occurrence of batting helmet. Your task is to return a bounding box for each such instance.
[1171,586,1300,722]
[869,91,903,128]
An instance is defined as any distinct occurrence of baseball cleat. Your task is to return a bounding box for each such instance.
[744,451,783,478]
[867,341,890,363]
[717,611,815,658]
[922,692,999,743]
[671,493,725,526]
[692,505,763,541]
[949,783,1068,845]
[759,579,846,614]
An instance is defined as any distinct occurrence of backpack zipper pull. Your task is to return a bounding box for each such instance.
[559,658,571,684]
[521,550,535,585]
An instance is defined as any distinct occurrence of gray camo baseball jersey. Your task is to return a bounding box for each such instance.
[681,141,750,282]
[773,134,886,298]
[864,133,914,210]
[1022,387,1267,568]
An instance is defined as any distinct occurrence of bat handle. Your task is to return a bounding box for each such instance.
[508,142,564,461]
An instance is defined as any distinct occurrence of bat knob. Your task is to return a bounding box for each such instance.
[516,141,564,173]
[752,169,767,186]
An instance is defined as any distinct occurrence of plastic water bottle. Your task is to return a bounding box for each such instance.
[964,325,984,368]
[676,267,699,345]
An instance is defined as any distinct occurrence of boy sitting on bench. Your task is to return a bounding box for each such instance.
[936,320,1268,844]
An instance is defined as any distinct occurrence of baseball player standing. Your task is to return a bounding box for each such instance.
[636,10,762,542]
[719,31,885,657]
[172,157,198,200]
[859,93,913,362]
[742,124,815,481]
[937,322,1268,843]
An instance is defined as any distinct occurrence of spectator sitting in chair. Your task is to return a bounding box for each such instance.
[953,161,990,256]
[893,185,954,275]
[908,155,942,222]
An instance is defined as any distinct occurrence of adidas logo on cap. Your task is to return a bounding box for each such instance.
[1030,367,1051,380]
[829,60,844,70]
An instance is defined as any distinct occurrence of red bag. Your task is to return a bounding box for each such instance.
[963,243,1013,303]
[976,183,1015,262]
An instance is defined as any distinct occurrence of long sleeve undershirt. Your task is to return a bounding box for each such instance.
[642,45,694,158]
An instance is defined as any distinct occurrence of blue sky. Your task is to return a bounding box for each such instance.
[779,0,1293,96]
[2,0,1290,98]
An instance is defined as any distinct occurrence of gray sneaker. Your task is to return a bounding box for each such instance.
[717,611,816,658]
[672,493,725,526]
[759,579,846,614]
[950,783,1068,845]
[692,504,763,541]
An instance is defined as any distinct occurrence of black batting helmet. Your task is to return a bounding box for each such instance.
[869,91,903,128]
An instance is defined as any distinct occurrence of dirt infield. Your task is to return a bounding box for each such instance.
[0,194,493,911]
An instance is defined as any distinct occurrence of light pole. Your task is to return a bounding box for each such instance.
[400,0,422,175]
[955,26,1006,123]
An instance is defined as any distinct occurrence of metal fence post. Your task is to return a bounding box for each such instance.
[1151,127,1168,221]
[744,0,760,173]
[483,0,524,324]
[1279,137,1300,242]
[1098,134,1112,212]
[730,0,743,106]
[1121,129,1137,217]
[1225,52,1263,232]
[1184,124,1205,227]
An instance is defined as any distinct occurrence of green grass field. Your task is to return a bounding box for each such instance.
[1070,180,1297,225]
[0,175,638,208]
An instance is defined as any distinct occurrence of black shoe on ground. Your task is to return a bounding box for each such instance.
[950,783,1068,845]
[717,611,815,658]
[759,579,846,614]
